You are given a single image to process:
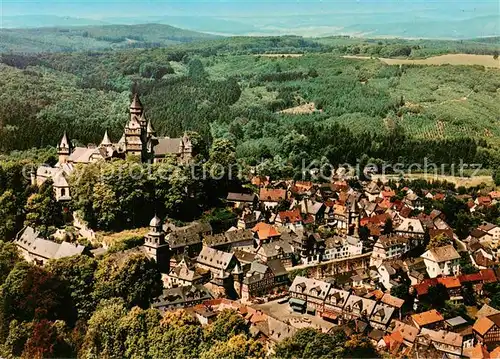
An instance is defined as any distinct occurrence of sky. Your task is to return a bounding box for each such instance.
[2,0,497,19]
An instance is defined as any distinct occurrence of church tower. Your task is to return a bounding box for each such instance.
[144,215,170,273]
[57,132,71,164]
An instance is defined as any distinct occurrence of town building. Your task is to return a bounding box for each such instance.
[151,284,213,311]
[323,235,363,261]
[289,276,331,314]
[421,245,461,278]
[411,309,445,330]
[15,226,88,265]
[240,259,289,300]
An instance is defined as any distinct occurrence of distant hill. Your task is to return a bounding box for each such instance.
[0,24,221,53]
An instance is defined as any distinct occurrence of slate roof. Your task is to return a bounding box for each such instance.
[197,246,235,271]
[370,303,396,326]
[152,284,212,309]
[290,276,331,300]
[15,226,86,261]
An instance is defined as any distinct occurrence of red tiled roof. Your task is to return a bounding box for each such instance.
[259,188,286,202]
[433,193,445,201]
[381,190,396,198]
[480,269,498,283]
[251,223,281,240]
[458,273,483,283]
[413,278,438,296]
[411,309,444,327]
[278,208,302,224]
[437,277,461,289]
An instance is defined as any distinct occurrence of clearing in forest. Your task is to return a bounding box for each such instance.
[278,102,319,114]
[344,54,500,68]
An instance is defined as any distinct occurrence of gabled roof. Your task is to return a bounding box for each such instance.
[227,192,257,202]
[391,320,419,344]
[411,309,444,327]
[252,223,280,240]
[381,293,405,309]
[476,304,500,319]
[259,188,286,202]
[289,276,331,300]
[423,245,460,263]
[196,246,236,271]
[473,316,495,336]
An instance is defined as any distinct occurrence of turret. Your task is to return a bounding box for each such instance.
[100,130,112,148]
[129,93,143,117]
[57,132,71,164]
[144,215,170,273]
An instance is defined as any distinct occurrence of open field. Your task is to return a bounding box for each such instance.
[278,102,319,114]
[256,54,304,58]
[344,54,500,68]
[373,174,495,188]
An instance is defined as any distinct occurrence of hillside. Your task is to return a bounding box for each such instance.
[0,24,220,52]
[0,36,499,171]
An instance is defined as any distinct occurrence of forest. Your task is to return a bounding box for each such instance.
[0,36,499,170]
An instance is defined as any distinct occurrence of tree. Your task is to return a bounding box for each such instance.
[455,211,474,240]
[188,59,208,79]
[427,233,452,250]
[493,169,500,186]
[0,191,19,241]
[274,327,348,359]
[0,241,22,286]
[93,252,162,309]
[203,309,249,345]
[139,62,174,79]
[383,218,393,235]
[0,262,72,338]
[344,334,379,358]
[200,334,265,359]
[390,283,409,300]
[80,298,127,359]
[426,283,449,309]
[442,300,468,320]
[46,255,98,321]
[24,180,63,236]
[23,320,74,359]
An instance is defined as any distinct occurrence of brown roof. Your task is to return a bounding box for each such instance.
[154,137,182,155]
[473,316,495,336]
[427,245,460,262]
[259,188,286,202]
[382,293,405,308]
[278,208,302,224]
[411,309,444,327]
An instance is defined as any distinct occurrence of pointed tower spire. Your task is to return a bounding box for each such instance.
[59,131,70,150]
[130,93,143,116]
[100,130,112,147]
[58,132,71,164]
[147,120,156,137]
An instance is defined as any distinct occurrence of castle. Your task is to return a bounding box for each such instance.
[33,94,194,201]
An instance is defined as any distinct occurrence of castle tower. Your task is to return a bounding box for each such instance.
[144,215,170,273]
[57,132,71,164]
[129,93,143,118]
